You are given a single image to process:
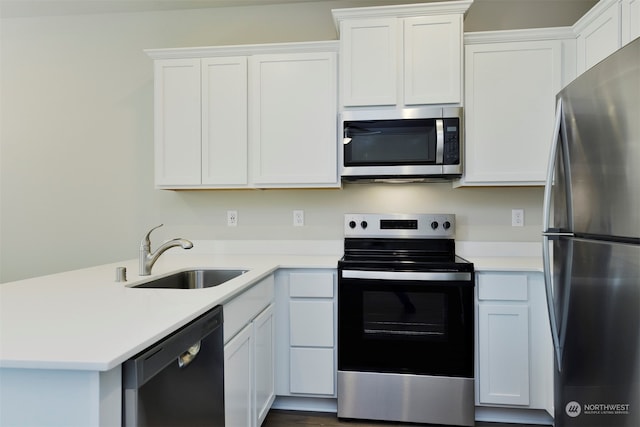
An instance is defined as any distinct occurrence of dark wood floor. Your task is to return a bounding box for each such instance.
[263,410,549,427]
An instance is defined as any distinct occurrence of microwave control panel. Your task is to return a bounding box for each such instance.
[443,118,460,165]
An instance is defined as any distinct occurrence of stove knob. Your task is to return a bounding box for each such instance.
[361,221,368,229]
[348,220,357,229]
[430,221,439,230]
[443,221,451,230]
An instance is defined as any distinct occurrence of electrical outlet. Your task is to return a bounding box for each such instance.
[227,210,238,227]
[512,209,524,227]
[293,210,304,227]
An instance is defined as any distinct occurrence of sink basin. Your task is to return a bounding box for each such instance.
[133,269,247,289]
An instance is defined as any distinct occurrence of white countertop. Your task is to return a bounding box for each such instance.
[0,240,542,372]
[0,253,338,372]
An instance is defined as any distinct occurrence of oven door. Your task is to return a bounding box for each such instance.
[338,269,474,378]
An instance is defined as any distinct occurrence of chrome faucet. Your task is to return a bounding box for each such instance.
[139,224,193,276]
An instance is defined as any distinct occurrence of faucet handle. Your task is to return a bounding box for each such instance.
[140,224,163,249]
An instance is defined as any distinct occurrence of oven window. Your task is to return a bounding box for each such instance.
[338,278,473,378]
[363,291,447,340]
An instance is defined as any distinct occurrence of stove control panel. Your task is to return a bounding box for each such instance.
[344,213,455,238]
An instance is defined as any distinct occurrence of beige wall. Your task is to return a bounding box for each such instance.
[0,0,596,282]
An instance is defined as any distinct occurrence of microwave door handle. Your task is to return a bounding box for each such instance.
[435,119,444,164]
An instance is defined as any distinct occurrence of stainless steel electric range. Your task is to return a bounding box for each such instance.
[337,213,475,426]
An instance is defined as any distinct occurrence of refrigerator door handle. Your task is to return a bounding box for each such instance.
[543,98,563,233]
[542,98,564,370]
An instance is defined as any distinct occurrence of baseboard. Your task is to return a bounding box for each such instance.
[271,396,337,413]
[475,406,553,425]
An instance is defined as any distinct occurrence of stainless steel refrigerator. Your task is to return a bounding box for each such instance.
[543,37,640,427]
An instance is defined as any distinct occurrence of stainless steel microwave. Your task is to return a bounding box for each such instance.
[340,107,463,182]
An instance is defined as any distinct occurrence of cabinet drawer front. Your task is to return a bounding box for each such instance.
[290,347,335,395]
[289,300,334,347]
[224,275,275,343]
[289,272,334,298]
[478,274,528,301]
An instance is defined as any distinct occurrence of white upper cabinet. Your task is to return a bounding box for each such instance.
[201,57,248,186]
[146,42,338,189]
[333,1,471,109]
[574,0,640,76]
[460,29,569,186]
[339,18,398,106]
[153,58,202,186]
[622,0,640,44]
[404,15,462,105]
[575,0,622,74]
[250,52,338,187]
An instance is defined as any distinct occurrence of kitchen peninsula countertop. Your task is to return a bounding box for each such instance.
[0,240,543,372]
[0,253,339,371]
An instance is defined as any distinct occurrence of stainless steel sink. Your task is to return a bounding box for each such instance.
[133,269,247,289]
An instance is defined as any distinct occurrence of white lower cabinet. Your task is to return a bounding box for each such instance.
[275,270,336,399]
[225,323,253,427]
[476,272,553,415]
[478,303,530,405]
[289,347,335,395]
[224,275,275,427]
[253,305,275,425]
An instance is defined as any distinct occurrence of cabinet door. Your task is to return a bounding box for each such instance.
[250,52,338,187]
[253,305,275,427]
[224,323,253,427]
[463,40,561,185]
[576,1,621,74]
[478,304,530,406]
[404,15,462,105]
[622,0,640,45]
[201,57,248,186]
[154,58,201,186]
[340,18,398,106]
[290,347,335,395]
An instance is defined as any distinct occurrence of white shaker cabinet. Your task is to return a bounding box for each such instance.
[249,52,338,187]
[224,322,253,427]
[460,30,567,186]
[275,270,336,399]
[333,1,471,108]
[338,17,398,106]
[573,0,640,76]
[253,304,275,426]
[403,15,463,105]
[153,58,202,186]
[146,42,338,189]
[224,275,275,427]
[622,0,640,45]
[476,272,553,414]
[152,56,247,188]
[201,57,248,186]
[575,0,622,75]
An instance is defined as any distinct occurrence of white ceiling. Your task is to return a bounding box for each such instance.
[0,0,335,18]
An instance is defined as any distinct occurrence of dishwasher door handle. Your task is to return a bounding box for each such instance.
[178,341,201,368]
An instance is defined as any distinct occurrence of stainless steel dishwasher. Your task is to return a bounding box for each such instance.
[123,306,224,426]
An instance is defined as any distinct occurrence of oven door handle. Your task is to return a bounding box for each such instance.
[342,270,472,281]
